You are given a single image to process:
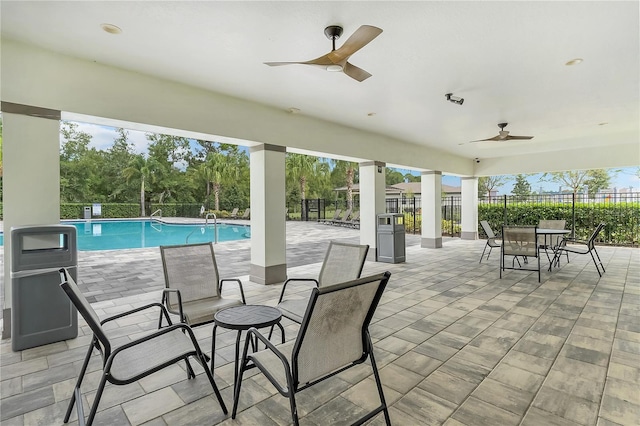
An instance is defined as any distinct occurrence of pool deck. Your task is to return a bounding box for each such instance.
[0,221,639,425]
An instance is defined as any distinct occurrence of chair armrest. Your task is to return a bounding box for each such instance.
[243,327,292,394]
[101,302,173,327]
[161,288,184,324]
[219,278,246,304]
[277,278,320,303]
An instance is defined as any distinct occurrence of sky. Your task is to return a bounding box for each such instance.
[73,121,639,195]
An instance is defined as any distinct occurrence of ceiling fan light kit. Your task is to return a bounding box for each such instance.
[445,93,464,105]
[264,24,383,82]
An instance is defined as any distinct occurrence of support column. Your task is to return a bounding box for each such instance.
[359,161,386,260]
[1,103,61,338]
[461,177,479,240]
[249,144,287,285]
[421,171,442,248]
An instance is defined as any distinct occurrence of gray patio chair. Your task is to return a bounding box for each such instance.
[559,222,606,277]
[228,207,239,219]
[479,220,501,263]
[501,226,541,282]
[232,272,392,426]
[538,219,569,263]
[338,210,360,227]
[240,208,251,219]
[58,268,227,426]
[160,242,246,328]
[275,241,369,324]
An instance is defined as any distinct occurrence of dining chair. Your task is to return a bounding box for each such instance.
[501,226,541,282]
[58,268,227,426]
[479,220,501,263]
[559,222,606,276]
[232,272,392,426]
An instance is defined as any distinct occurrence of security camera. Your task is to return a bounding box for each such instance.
[445,93,464,105]
[475,158,480,163]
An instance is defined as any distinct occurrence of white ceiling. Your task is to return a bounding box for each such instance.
[2,1,639,161]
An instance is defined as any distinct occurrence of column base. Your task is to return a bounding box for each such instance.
[2,308,11,339]
[421,237,443,249]
[250,263,287,285]
[461,231,478,240]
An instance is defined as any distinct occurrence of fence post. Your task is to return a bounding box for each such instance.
[450,196,454,235]
[571,192,576,238]
[503,195,507,225]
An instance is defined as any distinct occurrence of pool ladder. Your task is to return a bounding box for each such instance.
[186,212,218,244]
[150,209,162,221]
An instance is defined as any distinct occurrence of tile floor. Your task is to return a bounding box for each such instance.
[0,222,638,425]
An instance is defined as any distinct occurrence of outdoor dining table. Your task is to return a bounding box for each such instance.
[536,228,571,270]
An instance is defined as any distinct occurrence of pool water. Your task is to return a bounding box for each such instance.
[0,220,250,251]
[71,220,250,251]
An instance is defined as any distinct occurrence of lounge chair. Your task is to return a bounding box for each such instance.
[327,208,352,226]
[240,208,250,219]
[232,272,392,426]
[338,210,360,227]
[275,241,369,324]
[228,207,239,219]
[319,208,341,224]
[58,268,227,426]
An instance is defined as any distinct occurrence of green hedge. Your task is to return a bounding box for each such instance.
[478,203,640,246]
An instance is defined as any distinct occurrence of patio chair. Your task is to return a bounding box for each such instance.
[559,222,606,277]
[232,272,392,426]
[159,242,246,329]
[58,268,227,426]
[338,210,360,227]
[228,207,239,219]
[538,219,569,264]
[275,241,369,324]
[479,220,501,263]
[501,226,541,282]
[319,208,341,224]
[240,208,251,219]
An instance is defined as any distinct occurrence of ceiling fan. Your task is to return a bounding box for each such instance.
[264,25,383,82]
[471,123,534,142]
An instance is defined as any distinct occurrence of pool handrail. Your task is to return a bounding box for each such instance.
[186,213,218,244]
[151,209,162,220]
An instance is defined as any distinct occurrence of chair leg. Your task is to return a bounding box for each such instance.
[479,242,489,263]
[64,342,95,423]
[368,338,391,426]
[184,358,196,380]
[590,248,605,277]
[232,336,253,418]
[201,354,228,414]
[210,324,218,372]
[86,374,109,426]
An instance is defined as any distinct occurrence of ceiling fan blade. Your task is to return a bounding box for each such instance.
[328,25,383,62]
[264,61,307,67]
[504,135,534,140]
[265,52,336,69]
[343,62,372,82]
[470,135,503,142]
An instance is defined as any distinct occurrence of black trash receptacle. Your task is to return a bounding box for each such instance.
[11,225,78,351]
[377,213,406,263]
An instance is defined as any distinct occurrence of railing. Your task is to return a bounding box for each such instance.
[206,213,218,244]
[150,209,162,220]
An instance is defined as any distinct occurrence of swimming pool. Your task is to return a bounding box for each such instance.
[0,220,250,251]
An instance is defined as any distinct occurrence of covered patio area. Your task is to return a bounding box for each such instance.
[1,222,638,425]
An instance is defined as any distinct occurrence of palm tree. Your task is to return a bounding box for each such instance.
[205,152,238,211]
[122,155,155,216]
[286,153,319,220]
[331,160,358,211]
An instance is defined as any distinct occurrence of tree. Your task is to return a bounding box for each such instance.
[331,160,358,211]
[541,169,611,196]
[60,121,101,202]
[205,151,238,211]
[385,168,404,185]
[478,176,511,198]
[512,174,531,199]
[286,153,319,220]
[122,155,158,216]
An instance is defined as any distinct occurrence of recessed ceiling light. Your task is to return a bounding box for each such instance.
[326,64,343,72]
[286,107,300,114]
[565,58,583,66]
[100,23,122,35]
